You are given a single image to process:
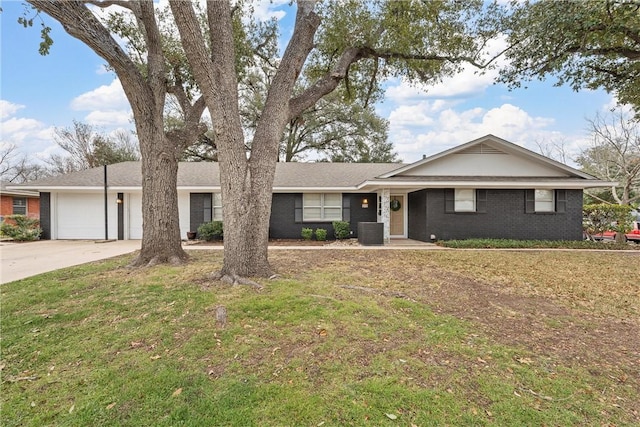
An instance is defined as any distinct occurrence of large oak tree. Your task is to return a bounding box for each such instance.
[28,0,500,279]
[169,0,500,280]
[28,0,206,266]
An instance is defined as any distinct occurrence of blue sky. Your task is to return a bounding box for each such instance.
[1,0,615,167]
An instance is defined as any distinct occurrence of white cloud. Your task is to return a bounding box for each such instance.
[0,100,25,120]
[385,36,507,102]
[70,79,133,127]
[388,102,577,163]
[1,117,47,141]
[71,79,129,111]
[0,111,60,162]
[84,110,132,127]
[250,0,288,22]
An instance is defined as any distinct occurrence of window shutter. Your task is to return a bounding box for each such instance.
[294,194,303,222]
[525,189,535,213]
[555,189,567,213]
[342,195,350,222]
[444,189,455,213]
[203,193,212,222]
[476,189,487,213]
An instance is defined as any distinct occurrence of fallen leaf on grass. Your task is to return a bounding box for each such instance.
[385,413,397,420]
[516,357,533,365]
[172,388,183,397]
[106,403,116,410]
[69,404,75,414]
[150,355,161,360]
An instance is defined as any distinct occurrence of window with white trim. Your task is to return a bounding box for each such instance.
[534,189,554,212]
[454,189,476,212]
[303,193,342,221]
[212,193,223,221]
[12,197,27,215]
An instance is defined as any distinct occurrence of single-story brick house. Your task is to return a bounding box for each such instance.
[0,181,40,222]
[11,135,613,243]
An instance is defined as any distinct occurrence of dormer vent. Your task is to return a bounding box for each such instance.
[457,143,507,155]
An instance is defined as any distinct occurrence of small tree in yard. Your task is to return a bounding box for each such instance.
[583,204,633,243]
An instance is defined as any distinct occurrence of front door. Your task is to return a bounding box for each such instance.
[390,195,405,237]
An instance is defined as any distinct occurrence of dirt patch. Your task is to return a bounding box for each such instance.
[269,249,640,412]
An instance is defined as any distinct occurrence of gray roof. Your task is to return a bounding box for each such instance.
[11,161,404,190]
[1,181,40,197]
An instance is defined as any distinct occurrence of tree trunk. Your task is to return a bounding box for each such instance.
[30,1,188,267]
[131,124,187,266]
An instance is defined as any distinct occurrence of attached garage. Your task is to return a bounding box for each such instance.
[127,193,143,239]
[55,193,108,239]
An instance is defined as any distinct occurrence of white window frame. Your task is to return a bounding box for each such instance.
[454,189,476,212]
[534,189,555,212]
[303,193,342,221]
[212,193,223,221]
[12,197,27,215]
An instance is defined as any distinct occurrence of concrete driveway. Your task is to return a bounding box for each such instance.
[0,240,141,284]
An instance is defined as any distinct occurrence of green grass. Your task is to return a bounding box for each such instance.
[1,250,638,426]
[437,238,640,249]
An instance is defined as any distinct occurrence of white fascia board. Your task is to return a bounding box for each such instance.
[14,186,143,192]
[178,186,222,191]
[272,187,357,192]
[358,180,618,190]
[1,189,39,197]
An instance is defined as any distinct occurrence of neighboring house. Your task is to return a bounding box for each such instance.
[0,181,40,222]
[11,135,614,242]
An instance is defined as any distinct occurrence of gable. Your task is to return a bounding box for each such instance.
[401,149,571,177]
[382,135,587,179]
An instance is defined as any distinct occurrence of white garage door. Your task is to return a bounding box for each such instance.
[56,193,105,239]
[128,193,143,239]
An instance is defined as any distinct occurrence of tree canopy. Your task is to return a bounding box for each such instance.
[499,0,640,113]
[27,0,502,278]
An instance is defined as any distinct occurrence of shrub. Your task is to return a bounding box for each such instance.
[583,204,633,241]
[332,221,351,239]
[436,238,638,250]
[197,221,223,241]
[315,228,327,241]
[0,215,42,241]
[301,227,313,240]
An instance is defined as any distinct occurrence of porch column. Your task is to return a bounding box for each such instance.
[381,188,390,244]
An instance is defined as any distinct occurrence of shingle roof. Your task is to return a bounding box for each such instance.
[11,161,404,190]
[1,181,40,197]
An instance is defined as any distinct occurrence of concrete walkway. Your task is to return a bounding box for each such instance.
[0,238,444,284]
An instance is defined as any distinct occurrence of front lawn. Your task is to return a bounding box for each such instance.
[2,250,638,426]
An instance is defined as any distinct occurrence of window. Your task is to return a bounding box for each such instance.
[534,189,554,212]
[454,189,476,212]
[201,193,223,222]
[303,193,342,221]
[525,189,566,213]
[445,189,487,213]
[12,197,27,215]
[212,193,223,221]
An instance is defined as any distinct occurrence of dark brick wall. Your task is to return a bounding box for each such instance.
[408,190,427,241]
[408,188,583,241]
[269,193,378,239]
[39,192,51,240]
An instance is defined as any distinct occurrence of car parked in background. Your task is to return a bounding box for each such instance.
[592,221,640,243]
